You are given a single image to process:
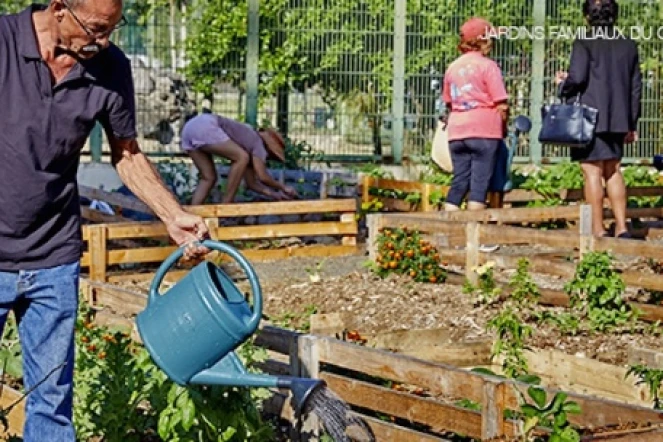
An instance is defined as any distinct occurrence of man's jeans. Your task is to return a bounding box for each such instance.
[0,262,79,441]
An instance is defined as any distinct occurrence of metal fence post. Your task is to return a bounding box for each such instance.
[245,0,260,127]
[391,0,406,164]
[528,0,546,165]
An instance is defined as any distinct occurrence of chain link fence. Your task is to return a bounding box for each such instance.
[2,0,662,163]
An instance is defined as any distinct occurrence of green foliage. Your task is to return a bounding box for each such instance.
[71,301,276,442]
[520,387,582,442]
[564,251,639,332]
[533,311,581,336]
[464,261,501,304]
[508,258,540,306]
[516,162,583,207]
[626,364,663,410]
[486,306,532,379]
[0,0,31,14]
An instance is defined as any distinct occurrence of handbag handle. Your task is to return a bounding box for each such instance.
[555,80,583,105]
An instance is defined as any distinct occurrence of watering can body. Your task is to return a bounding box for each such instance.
[136,240,263,386]
[136,240,325,412]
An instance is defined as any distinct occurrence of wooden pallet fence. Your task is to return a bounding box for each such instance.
[361,176,663,212]
[81,199,359,283]
[75,282,663,442]
[253,326,663,441]
[366,206,663,315]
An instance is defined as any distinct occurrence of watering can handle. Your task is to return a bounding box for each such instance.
[148,240,263,325]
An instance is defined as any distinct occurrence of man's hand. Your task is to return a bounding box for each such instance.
[166,211,211,260]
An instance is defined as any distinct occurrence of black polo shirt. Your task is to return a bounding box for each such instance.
[0,4,136,270]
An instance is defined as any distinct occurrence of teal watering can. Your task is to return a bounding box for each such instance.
[135,240,324,413]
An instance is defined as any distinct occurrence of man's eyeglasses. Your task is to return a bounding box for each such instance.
[63,1,127,39]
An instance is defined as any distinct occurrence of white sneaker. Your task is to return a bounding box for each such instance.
[479,244,500,253]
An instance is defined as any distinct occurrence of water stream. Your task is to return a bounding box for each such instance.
[302,385,376,442]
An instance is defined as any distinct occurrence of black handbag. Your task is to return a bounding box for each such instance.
[538,94,598,147]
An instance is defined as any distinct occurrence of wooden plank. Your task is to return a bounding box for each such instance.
[482,380,507,440]
[316,337,487,403]
[595,237,663,261]
[78,185,153,214]
[366,177,429,194]
[0,383,26,438]
[378,214,466,236]
[437,205,581,223]
[108,246,178,265]
[521,349,650,407]
[103,222,168,240]
[106,270,189,285]
[238,245,359,261]
[380,198,419,212]
[320,372,484,440]
[81,278,148,316]
[353,413,449,442]
[579,426,663,441]
[480,224,579,249]
[466,223,479,285]
[215,221,357,240]
[184,198,357,218]
[107,244,359,266]
[88,225,108,282]
[81,206,132,223]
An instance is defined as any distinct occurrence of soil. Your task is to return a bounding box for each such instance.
[115,245,663,368]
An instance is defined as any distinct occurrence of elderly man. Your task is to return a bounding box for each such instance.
[0,0,210,439]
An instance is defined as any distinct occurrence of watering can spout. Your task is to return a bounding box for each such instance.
[189,351,325,413]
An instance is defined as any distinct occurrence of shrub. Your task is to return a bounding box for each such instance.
[372,227,447,283]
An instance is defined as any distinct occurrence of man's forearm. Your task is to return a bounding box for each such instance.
[114,148,184,222]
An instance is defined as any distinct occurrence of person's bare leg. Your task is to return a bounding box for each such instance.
[200,141,250,203]
[188,150,217,205]
[603,159,628,236]
[580,161,607,237]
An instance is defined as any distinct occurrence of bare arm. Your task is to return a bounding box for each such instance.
[250,156,285,191]
[243,169,283,200]
[109,136,210,247]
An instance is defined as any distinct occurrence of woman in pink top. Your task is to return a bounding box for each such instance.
[442,17,510,211]
[180,112,298,204]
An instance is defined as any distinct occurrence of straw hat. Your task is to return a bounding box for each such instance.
[257,128,286,163]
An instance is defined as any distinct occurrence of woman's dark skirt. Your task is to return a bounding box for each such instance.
[571,132,626,163]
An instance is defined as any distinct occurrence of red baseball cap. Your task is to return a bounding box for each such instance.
[460,17,494,42]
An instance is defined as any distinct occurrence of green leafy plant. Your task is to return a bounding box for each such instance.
[371,227,446,283]
[533,311,581,336]
[72,301,276,442]
[486,306,532,379]
[508,258,540,307]
[520,387,582,442]
[564,251,639,332]
[464,261,501,304]
[626,364,663,410]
